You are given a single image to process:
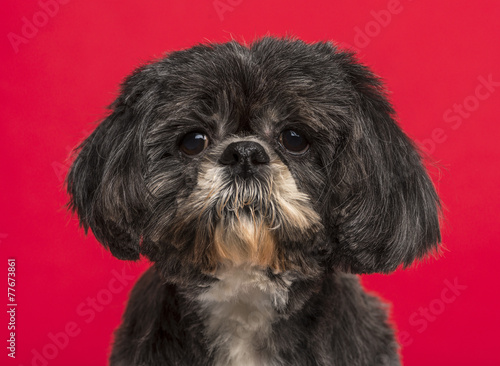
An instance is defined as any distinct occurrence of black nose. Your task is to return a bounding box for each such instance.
[219,141,270,177]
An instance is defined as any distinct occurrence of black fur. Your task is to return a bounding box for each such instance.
[67,37,441,365]
[110,267,399,366]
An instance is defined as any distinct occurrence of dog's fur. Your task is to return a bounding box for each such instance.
[67,37,440,366]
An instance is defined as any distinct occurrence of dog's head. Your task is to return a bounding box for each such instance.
[67,37,440,279]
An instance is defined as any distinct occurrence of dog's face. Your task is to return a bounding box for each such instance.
[67,37,440,281]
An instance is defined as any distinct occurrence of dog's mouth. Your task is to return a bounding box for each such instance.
[165,148,322,272]
[213,178,274,220]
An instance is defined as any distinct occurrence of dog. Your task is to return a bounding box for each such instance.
[66,37,441,366]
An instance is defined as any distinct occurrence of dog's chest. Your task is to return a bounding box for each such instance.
[196,266,290,366]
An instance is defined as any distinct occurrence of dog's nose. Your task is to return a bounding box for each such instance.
[219,141,270,178]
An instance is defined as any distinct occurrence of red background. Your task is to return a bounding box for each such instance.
[1,1,499,365]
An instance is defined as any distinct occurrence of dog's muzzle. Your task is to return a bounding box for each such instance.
[218,141,270,179]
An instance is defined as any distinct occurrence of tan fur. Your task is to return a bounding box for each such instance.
[213,215,282,270]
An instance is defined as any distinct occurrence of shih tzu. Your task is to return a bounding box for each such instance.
[66,37,440,366]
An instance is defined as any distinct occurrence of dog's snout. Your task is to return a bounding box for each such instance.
[219,141,270,177]
[219,141,270,166]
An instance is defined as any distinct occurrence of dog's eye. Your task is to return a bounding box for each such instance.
[179,132,209,156]
[279,129,309,155]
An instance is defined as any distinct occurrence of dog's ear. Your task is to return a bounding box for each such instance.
[66,65,156,260]
[328,52,441,273]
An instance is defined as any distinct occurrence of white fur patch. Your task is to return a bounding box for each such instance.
[196,265,291,366]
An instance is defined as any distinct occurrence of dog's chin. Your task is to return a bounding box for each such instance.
[166,161,322,274]
[209,177,312,271]
[213,208,281,270]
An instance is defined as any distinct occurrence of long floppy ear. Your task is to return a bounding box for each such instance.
[66,66,155,260]
[331,54,441,273]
